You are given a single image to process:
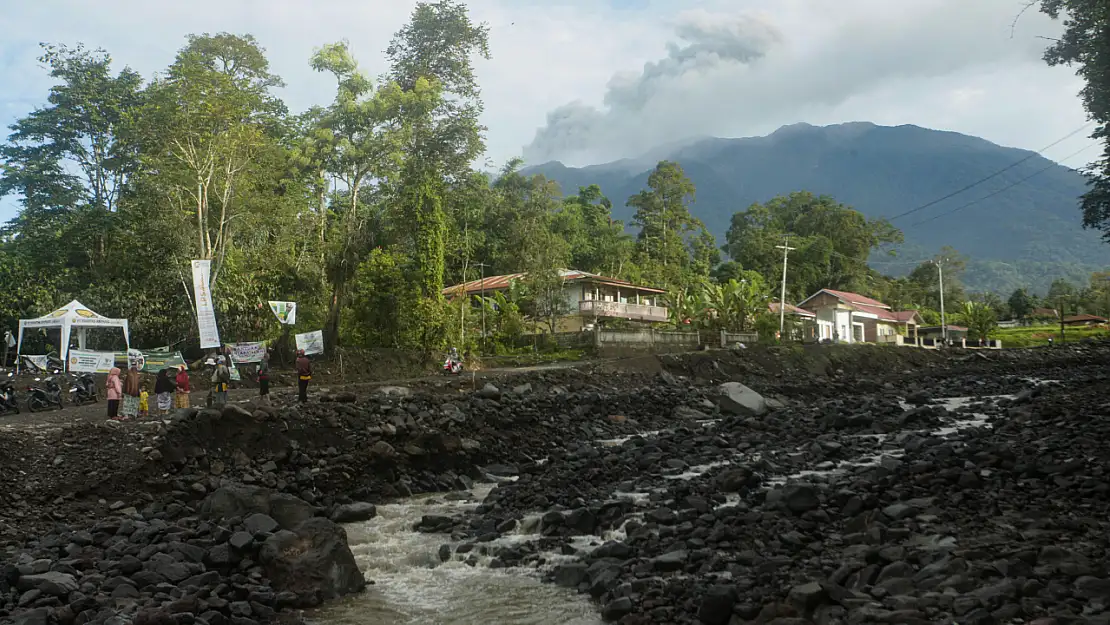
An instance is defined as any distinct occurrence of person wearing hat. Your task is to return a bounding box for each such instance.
[212,355,231,407]
[295,349,311,403]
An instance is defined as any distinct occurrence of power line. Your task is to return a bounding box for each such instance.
[908,141,1101,227]
[886,122,1093,222]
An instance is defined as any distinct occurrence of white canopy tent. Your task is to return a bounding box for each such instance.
[16,300,130,372]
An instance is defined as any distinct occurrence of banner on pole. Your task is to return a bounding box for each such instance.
[227,352,241,382]
[268,301,296,325]
[68,350,117,373]
[21,355,49,371]
[191,260,221,348]
[127,349,145,371]
[139,349,185,373]
[227,342,266,363]
[295,331,324,355]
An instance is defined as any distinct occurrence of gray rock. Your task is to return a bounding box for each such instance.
[229,531,254,551]
[602,597,633,620]
[330,502,378,523]
[651,550,688,572]
[16,572,78,597]
[258,517,366,607]
[788,581,827,613]
[714,381,767,416]
[882,502,916,521]
[244,513,279,535]
[477,383,501,400]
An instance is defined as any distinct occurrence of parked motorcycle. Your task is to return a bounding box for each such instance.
[0,372,19,415]
[27,376,64,412]
[442,348,464,375]
[69,372,98,405]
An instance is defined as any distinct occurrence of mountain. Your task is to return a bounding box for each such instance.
[524,122,1108,295]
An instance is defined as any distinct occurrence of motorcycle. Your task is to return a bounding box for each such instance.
[69,372,98,405]
[27,376,64,412]
[442,349,464,375]
[0,372,19,415]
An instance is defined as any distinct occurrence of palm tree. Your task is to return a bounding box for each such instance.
[959,301,997,341]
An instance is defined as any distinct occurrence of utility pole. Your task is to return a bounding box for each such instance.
[775,237,796,338]
[475,262,488,352]
[931,258,948,344]
[1059,297,1066,344]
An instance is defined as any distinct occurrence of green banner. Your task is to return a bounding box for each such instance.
[138,349,186,372]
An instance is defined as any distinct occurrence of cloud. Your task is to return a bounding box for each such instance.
[522,0,1089,166]
[0,0,1091,225]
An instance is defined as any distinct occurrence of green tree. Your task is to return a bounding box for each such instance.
[724,191,903,301]
[1007,287,1034,321]
[1040,0,1110,239]
[0,43,143,275]
[387,0,490,349]
[958,301,998,341]
[136,33,285,284]
[1047,277,1079,315]
[628,161,714,288]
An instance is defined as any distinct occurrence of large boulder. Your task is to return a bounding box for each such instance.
[200,483,315,530]
[258,517,367,607]
[330,502,378,523]
[714,381,767,416]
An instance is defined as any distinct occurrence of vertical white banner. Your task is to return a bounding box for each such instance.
[191,259,222,349]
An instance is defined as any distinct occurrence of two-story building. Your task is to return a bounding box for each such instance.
[442,269,668,332]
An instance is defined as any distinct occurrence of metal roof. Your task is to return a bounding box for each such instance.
[442,269,666,296]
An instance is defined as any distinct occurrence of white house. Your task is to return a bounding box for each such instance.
[798,289,922,343]
[442,269,668,331]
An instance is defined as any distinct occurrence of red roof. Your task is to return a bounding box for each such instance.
[821,289,890,309]
[1063,314,1107,323]
[891,310,922,323]
[850,303,901,322]
[442,269,665,296]
[799,289,920,324]
[769,302,816,318]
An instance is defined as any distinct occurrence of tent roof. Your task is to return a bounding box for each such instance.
[20,300,128,328]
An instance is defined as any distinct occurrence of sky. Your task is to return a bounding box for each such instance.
[0,0,1094,223]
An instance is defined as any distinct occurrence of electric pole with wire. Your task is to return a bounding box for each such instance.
[775,237,796,338]
[930,258,948,344]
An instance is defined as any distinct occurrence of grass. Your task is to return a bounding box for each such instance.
[995,324,1110,348]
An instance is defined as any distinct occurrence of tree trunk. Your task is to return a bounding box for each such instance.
[324,279,345,351]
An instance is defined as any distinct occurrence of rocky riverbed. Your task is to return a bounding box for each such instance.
[1,343,1108,625]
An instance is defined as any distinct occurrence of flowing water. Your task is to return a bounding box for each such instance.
[312,390,1019,624]
[311,484,603,625]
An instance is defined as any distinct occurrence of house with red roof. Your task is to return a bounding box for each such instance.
[797,289,923,343]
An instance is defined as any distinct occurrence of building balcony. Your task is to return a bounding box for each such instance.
[579,299,669,323]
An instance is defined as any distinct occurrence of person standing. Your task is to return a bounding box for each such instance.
[258,350,271,405]
[154,368,174,415]
[213,356,230,407]
[106,367,122,419]
[295,349,311,403]
[174,365,191,409]
[121,364,142,419]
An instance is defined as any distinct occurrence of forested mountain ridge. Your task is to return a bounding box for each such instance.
[526,122,1106,294]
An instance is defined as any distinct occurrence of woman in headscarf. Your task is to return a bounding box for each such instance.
[175,365,191,409]
[121,363,142,419]
[154,368,174,415]
[257,349,271,405]
[106,367,122,419]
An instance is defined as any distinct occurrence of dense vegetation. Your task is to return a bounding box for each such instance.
[2,0,1108,357]
[529,122,1106,295]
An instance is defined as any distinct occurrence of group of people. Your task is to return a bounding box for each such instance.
[105,364,190,420]
[104,348,312,420]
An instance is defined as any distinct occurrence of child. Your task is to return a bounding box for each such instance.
[139,383,150,418]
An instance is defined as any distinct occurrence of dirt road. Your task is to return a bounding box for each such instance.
[0,360,586,432]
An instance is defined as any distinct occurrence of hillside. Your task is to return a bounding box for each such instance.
[525,122,1108,294]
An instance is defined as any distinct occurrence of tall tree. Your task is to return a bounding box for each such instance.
[308,41,408,349]
[135,33,285,285]
[628,161,713,288]
[724,191,903,301]
[1040,0,1110,239]
[907,247,968,312]
[0,44,143,273]
[387,0,490,348]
